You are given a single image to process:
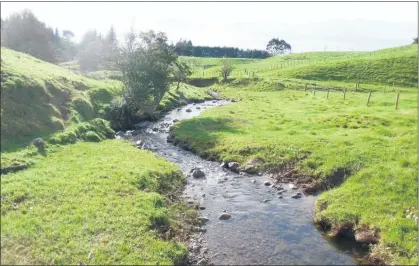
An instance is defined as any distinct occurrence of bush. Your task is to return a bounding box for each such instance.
[83,131,101,142]
[48,118,114,145]
[72,97,94,121]
[49,131,77,145]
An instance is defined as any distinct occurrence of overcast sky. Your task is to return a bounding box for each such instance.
[1,1,417,52]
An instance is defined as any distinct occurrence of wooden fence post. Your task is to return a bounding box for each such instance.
[327,89,330,99]
[395,93,400,110]
[392,82,395,92]
[367,91,372,106]
[313,87,316,96]
[343,88,346,100]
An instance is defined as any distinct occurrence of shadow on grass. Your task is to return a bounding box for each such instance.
[171,117,243,160]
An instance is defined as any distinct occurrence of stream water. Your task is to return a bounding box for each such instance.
[124,101,366,265]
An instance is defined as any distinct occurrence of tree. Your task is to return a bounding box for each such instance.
[104,25,120,69]
[172,61,192,91]
[173,39,193,56]
[1,10,60,63]
[219,58,233,82]
[413,37,418,44]
[77,30,106,71]
[266,38,292,56]
[119,30,178,117]
[63,30,75,39]
[60,30,77,61]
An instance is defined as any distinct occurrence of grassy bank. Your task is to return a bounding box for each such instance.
[0,47,123,152]
[1,48,212,152]
[170,86,417,262]
[1,140,196,265]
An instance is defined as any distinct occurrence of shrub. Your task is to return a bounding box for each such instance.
[72,97,94,121]
[49,131,77,145]
[83,131,101,142]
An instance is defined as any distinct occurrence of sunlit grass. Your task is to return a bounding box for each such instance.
[171,88,418,264]
[1,140,190,265]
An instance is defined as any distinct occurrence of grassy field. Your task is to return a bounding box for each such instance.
[170,44,418,264]
[186,45,417,88]
[1,48,212,265]
[1,140,196,265]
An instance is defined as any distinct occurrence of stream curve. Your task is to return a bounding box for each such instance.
[122,100,366,265]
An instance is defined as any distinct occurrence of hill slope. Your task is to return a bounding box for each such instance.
[0,47,123,151]
[185,45,418,89]
[1,48,212,152]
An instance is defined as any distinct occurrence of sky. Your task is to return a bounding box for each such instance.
[1,1,417,52]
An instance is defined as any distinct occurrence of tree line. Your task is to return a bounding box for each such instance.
[1,9,119,72]
[172,39,271,59]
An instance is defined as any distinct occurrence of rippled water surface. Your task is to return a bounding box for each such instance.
[129,101,365,265]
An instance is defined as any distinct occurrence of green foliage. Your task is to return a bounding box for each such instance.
[1,140,188,265]
[72,97,94,121]
[266,38,292,55]
[173,39,270,58]
[219,58,233,82]
[49,118,114,145]
[82,131,101,142]
[120,30,178,115]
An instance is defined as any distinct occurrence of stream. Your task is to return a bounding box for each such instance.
[121,100,367,265]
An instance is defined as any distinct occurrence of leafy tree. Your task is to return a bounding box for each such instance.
[266,38,292,56]
[119,30,178,117]
[77,30,106,71]
[173,39,193,56]
[60,30,77,61]
[104,25,120,69]
[172,61,192,90]
[1,10,59,62]
[219,58,233,82]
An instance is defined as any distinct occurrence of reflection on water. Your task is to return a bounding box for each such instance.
[129,101,366,265]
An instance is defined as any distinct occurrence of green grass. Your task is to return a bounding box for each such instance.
[1,140,193,265]
[0,47,123,152]
[171,87,418,264]
[1,47,212,154]
[157,83,213,112]
[185,45,418,89]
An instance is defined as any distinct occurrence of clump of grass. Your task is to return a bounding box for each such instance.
[1,140,189,265]
[49,118,114,145]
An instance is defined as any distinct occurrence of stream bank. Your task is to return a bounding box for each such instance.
[119,100,369,265]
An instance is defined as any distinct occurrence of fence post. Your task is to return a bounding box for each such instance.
[367,91,372,106]
[392,82,395,92]
[343,88,346,100]
[327,89,330,99]
[395,93,400,110]
[313,87,316,96]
